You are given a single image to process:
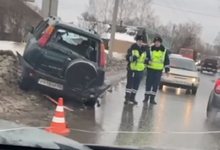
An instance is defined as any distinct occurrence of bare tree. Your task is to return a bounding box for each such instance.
[213,32,220,55]
[164,22,202,52]
[82,0,154,26]
[214,32,220,45]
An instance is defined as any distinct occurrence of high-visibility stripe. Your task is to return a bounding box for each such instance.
[126,89,132,93]
[132,89,137,93]
[151,91,156,95]
[52,116,65,123]
[145,91,156,95]
[56,106,64,112]
[145,91,151,94]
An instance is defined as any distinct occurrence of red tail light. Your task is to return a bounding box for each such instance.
[100,43,106,68]
[215,79,220,94]
[38,26,55,47]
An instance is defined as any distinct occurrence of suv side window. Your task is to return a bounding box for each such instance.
[33,20,49,39]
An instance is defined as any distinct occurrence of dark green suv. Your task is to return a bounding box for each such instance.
[18,17,108,106]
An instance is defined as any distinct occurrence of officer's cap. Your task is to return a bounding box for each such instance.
[135,35,144,41]
[153,36,163,43]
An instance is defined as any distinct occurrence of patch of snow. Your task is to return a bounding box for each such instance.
[0,41,26,55]
[105,50,125,60]
[101,33,110,39]
[101,32,135,43]
[115,33,135,43]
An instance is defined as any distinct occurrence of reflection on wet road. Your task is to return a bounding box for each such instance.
[68,73,220,149]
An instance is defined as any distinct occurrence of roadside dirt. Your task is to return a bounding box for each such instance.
[0,50,54,126]
[0,50,126,127]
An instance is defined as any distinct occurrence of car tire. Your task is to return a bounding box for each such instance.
[192,87,197,95]
[159,84,163,90]
[207,104,217,123]
[185,89,191,95]
[19,76,33,91]
[84,98,97,108]
[66,60,98,89]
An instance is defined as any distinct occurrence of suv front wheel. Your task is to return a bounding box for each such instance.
[84,98,97,107]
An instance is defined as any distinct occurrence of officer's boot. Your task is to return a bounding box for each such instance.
[130,93,138,105]
[150,95,157,105]
[124,92,131,104]
[143,94,150,103]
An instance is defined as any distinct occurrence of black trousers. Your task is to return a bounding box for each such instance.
[126,69,143,94]
[145,68,162,97]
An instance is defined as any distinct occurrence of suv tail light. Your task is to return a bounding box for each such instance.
[100,43,106,68]
[38,26,55,47]
[215,79,220,94]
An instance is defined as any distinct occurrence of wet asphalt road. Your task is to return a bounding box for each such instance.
[67,72,220,150]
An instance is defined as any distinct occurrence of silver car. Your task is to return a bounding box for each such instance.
[160,54,199,95]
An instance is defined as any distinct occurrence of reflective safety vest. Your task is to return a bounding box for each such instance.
[148,49,166,70]
[130,50,147,71]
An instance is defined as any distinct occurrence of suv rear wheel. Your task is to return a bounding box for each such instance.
[84,98,97,107]
[19,76,33,91]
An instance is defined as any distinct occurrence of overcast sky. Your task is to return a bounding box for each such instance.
[35,0,220,44]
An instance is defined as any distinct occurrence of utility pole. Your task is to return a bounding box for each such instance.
[108,0,119,60]
[41,0,58,17]
[170,25,176,51]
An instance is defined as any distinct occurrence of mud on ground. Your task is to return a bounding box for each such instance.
[0,50,126,127]
[0,50,54,127]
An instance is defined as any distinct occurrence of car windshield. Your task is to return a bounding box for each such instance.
[170,57,197,71]
[2,0,220,150]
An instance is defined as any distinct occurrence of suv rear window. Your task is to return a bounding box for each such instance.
[50,27,99,62]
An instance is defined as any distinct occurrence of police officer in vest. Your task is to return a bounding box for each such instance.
[143,36,170,105]
[125,35,150,105]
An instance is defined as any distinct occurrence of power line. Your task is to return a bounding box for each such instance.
[152,2,220,18]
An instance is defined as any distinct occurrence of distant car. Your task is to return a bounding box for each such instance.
[207,79,220,121]
[201,58,218,74]
[160,54,199,95]
[18,17,108,107]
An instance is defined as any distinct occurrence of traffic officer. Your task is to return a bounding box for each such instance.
[143,36,170,104]
[125,35,150,105]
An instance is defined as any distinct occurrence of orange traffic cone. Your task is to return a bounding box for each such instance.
[46,97,70,136]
